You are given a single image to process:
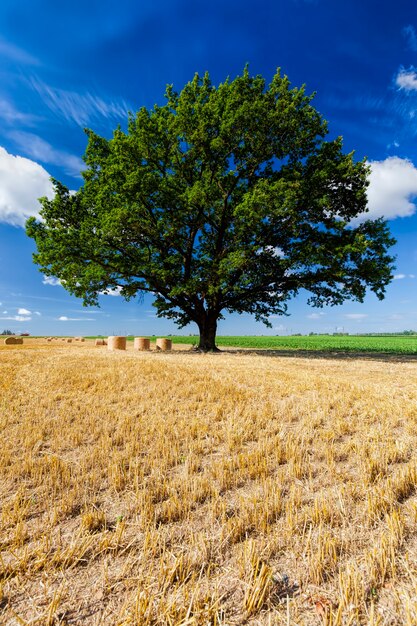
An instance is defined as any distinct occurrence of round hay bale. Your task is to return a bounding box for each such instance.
[47,338,52,342]
[107,336,126,351]
[156,338,172,351]
[95,339,104,346]
[66,338,72,343]
[80,338,85,342]
[133,337,150,351]
[103,339,107,345]
[4,337,23,345]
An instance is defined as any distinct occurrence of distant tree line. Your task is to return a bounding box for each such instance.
[357,330,417,336]
[308,330,417,337]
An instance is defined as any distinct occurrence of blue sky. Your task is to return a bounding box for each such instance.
[1,0,417,336]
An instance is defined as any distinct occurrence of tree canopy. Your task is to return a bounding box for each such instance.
[26,67,395,350]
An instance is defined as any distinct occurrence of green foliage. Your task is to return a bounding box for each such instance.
[26,67,395,350]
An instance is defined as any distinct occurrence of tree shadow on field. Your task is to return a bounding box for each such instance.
[218,348,417,364]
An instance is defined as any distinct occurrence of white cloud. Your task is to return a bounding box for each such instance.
[58,316,95,321]
[100,286,122,296]
[18,308,31,315]
[393,273,415,279]
[395,67,417,91]
[31,78,130,127]
[9,132,84,178]
[0,146,54,226]
[42,276,62,286]
[363,157,417,222]
[273,324,286,331]
[0,315,31,321]
[307,312,325,319]
[345,313,368,320]
[34,311,41,316]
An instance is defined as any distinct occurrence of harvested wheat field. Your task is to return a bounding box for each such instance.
[1,341,417,625]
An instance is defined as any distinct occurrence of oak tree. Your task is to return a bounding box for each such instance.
[26,68,395,350]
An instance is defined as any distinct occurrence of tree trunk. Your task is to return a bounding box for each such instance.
[197,313,220,352]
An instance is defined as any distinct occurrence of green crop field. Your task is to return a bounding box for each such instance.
[84,334,417,354]
[163,334,417,353]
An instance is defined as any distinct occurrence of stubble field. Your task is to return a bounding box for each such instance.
[1,340,417,625]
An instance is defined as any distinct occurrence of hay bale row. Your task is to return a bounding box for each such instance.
[46,337,85,342]
[3,336,23,345]
[104,336,172,351]
[44,335,172,351]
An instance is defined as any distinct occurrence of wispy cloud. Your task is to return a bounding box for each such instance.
[9,132,84,177]
[345,313,368,320]
[30,78,130,127]
[0,98,40,126]
[402,25,417,52]
[307,312,325,319]
[58,316,95,321]
[18,308,31,315]
[0,38,40,66]
[324,93,385,113]
[393,273,415,279]
[0,315,31,321]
